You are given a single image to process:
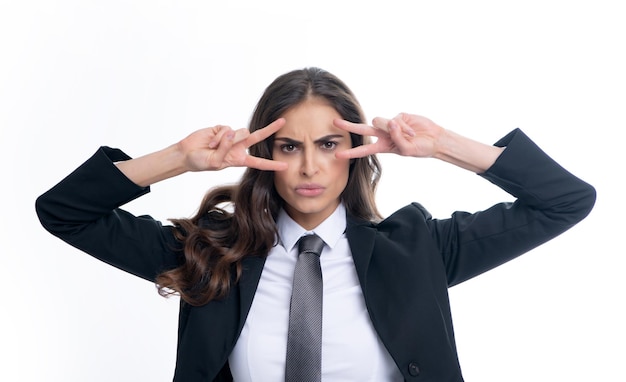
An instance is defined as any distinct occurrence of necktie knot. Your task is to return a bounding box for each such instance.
[298,234,324,257]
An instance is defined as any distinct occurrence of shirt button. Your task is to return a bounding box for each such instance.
[408,362,420,377]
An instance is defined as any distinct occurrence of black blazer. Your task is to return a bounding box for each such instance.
[36,129,595,381]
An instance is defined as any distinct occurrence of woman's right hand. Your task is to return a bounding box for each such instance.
[116,119,287,187]
[178,118,287,172]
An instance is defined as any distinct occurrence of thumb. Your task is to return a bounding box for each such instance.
[372,117,390,132]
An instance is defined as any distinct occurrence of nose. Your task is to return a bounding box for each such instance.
[300,148,319,177]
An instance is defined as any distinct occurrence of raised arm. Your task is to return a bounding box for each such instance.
[337,114,595,285]
[35,119,287,281]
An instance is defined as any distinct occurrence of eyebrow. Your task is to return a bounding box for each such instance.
[274,134,346,145]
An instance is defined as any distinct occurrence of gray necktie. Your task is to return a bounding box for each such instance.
[285,234,325,382]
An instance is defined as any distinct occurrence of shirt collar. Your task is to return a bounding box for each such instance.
[277,203,347,253]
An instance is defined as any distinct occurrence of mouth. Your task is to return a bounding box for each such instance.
[295,183,325,197]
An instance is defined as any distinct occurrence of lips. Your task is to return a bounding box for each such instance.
[295,183,325,197]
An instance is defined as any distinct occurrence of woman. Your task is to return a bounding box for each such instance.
[36,67,596,381]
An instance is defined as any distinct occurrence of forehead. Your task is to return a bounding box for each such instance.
[276,98,348,139]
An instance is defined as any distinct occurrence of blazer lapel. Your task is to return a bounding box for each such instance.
[236,254,267,332]
[346,216,377,291]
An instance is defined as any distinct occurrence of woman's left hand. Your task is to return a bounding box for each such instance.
[334,112,505,173]
[333,113,445,159]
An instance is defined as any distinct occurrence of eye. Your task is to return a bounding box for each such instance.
[280,144,298,153]
[321,141,338,150]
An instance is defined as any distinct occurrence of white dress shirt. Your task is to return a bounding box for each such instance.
[229,204,403,381]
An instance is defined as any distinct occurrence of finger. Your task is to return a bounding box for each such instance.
[372,117,390,132]
[387,120,414,153]
[246,118,286,147]
[208,125,233,149]
[210,130,236,166]
[372,116,416,139]
[372,116,414,136]
[333,119,382,137]
[391,115,416,137]
[230,128,250,145]
[335,143,381,159]
[244,156,288,172]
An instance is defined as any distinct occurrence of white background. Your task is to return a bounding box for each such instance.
[1,1,623,381]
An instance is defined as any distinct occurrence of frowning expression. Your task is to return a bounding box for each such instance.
[273,98,352,230]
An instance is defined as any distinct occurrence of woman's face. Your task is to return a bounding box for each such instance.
[273,97,352,230]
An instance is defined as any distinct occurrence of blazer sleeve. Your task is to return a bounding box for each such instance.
[35,146,182,282]
[424,128,596,286]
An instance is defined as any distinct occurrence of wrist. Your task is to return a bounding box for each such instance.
[431,128,455,161]
[163,143,190,174]
[116,144,188,187]
[432,129,504,173]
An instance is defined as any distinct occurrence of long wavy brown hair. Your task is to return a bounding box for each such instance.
[156,67,383,306]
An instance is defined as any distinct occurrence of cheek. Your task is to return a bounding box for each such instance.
[332,158,351,179]
[273,171,287,191]
[273,166,296,199]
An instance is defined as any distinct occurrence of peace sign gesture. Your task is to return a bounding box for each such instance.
[116,119,287,187]
[334,113,504,173]
[180,118,287,172]
[333,113,444,159]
